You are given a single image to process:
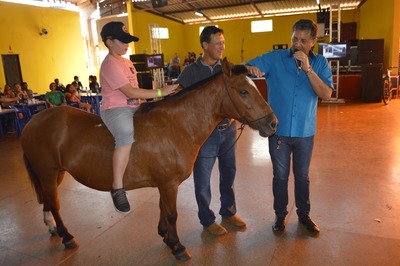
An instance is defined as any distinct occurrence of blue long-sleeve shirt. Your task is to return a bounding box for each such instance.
[247,49,334,137]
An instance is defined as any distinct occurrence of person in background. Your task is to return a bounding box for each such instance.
[175,26,246,236]
[73,76,83,91]
[245,19,334,234]
[89,75,100,93]
[45,82,65,108]
[13,83,28,103]
[182,52,193,68]
[0,96,19,104]
[54,78,66,93]
[21,82,34,99]
[167,52,181,79]
[71,81,80,92]
[99,21,179,214]
[64,84,91,112]
[1,85,18,106]
[1,86,21,132]
[88,75,93,90]
[2,84,16,99]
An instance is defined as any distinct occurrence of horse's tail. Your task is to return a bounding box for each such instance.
[23,154,44,204]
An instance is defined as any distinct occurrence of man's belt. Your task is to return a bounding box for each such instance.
[216,118,233,131]
[217,123,230,130]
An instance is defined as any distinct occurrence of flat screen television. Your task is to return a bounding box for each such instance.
[145,54,164,69]
[318,42,348,59]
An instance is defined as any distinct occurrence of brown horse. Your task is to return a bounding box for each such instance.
[21,58,277,261]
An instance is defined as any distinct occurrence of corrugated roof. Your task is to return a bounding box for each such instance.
[64,0,362,24]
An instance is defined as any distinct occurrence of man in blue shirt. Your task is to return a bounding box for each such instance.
[176,26,246,236]
[246,19,334,234]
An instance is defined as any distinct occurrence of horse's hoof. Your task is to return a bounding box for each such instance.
[49,228,57,236]
[174,249,192,261]
[64,238,79,250]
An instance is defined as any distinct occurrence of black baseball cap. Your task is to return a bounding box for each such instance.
[100,21,139,43]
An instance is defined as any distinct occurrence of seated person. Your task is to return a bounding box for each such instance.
[0,96,19,104]
[0,92,19,108]
[44,82,64,108]
[1,84,18,108]
[64,84,91,112]
[183,52,196,68]
[89,75,100,93]
[0,94,22,132]
[54,78,66,93]
[168,53,181,79]
[21,82,34,99]
[73,76,83,91]
[14,83,29,103]
[2,84,16,98]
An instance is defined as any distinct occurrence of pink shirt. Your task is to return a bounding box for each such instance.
[100,54,142,110]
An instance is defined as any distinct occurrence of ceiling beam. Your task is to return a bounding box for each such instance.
[357,0,367,8]
[161,0,269,15]
[250,0,263,17]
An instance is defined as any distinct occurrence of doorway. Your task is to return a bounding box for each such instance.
[2,54,23,86]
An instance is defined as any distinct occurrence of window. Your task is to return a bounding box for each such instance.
[199,25,219,35]
[251,20,273,33]
[152,27,169,39]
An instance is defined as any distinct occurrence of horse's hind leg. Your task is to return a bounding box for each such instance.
[43,211,57,236]
[42,170,79,249]
[158,185,191,261]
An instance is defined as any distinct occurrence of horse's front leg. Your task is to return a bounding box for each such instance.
[158,185,191,261]
[158,198,167,238]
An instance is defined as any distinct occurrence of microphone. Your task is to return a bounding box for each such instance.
[293,48,302,70]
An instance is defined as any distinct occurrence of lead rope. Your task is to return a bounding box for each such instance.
[197,123,246,158]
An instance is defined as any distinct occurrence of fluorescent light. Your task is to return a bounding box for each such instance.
[194,11,204,17]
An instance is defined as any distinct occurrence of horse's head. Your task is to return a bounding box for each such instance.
[220,58,278,137]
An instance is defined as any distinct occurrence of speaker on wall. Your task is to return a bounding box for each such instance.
[151,0,168,8]
[317,11,330,29]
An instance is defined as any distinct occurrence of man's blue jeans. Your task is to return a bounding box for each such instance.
[268,134,314,218]
[193,121,237,228]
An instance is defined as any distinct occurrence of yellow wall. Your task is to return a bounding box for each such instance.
[359,0,397,68]
[128,10,358,65]
[394,0,400,69]
[1,1,398,94]
[0,2,87,94]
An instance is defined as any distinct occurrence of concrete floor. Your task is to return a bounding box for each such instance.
[1,100,400,266]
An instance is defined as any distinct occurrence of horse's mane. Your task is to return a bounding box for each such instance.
[138,64,248,113]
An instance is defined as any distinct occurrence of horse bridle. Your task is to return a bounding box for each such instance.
[198,74,271,159]
[222,74,271,126]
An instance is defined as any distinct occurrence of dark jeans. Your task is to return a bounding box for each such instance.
[167,66,180,79]
[268,134,314,218]
[193,121,237,228]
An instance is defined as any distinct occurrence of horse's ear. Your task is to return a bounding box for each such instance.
[221,57,232,77]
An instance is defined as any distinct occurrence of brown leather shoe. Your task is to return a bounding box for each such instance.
[206,222,228,236]
[223,214,246,227]
[299,215,320,233]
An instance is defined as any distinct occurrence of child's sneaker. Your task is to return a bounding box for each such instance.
[110,188,130,214]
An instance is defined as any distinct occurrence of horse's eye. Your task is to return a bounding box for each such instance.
[240,90,249,96]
